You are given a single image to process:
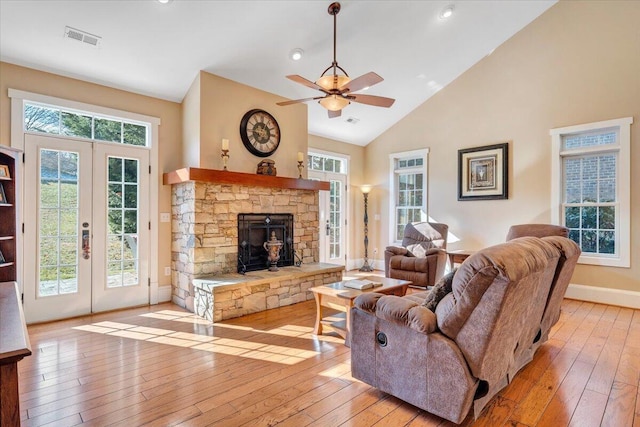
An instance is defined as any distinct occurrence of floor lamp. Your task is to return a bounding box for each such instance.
[359,185,373,272]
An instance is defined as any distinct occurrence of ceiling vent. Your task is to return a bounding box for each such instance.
[345,117,360,125]
[64,26,102,48]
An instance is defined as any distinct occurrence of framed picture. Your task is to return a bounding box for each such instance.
[0,249,5,263]
[0,183,6,204]
[0,164,10,179]
[458,143,508,200]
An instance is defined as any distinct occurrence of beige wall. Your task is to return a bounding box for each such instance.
[0,61,183,287]
[198,71,308,177]
[308,135,367,266]
[182,73,201,168]
[364,0,640,292]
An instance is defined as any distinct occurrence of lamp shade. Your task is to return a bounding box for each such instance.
[316,74,350,91]
[319,95,350,111]
[361,185,372,194]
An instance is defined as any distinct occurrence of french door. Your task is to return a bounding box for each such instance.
[310,171,347,266]
[23,134,150,323]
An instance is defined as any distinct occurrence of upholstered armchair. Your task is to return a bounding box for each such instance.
[384,222,448,288]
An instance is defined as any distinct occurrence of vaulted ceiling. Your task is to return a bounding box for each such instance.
[0,0,556,145]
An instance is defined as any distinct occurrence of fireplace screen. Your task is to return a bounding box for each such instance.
[237,213,294,273]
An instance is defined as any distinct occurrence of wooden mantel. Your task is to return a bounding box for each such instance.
[163,168,330,191]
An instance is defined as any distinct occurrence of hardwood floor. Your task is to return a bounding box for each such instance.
[18,297,640,426]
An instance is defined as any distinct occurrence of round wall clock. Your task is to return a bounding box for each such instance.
[239,109,281,157]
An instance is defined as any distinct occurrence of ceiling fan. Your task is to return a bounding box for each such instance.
[277,2,395,118]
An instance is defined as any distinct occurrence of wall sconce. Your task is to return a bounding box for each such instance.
[359,185,373,272]
[221,138,229,171]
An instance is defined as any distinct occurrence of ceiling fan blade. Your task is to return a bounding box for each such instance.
[338,72,383,93]
[349,93,395,108]
[286,75,325,91]
[328,109,342,119]
[277,96,322,106]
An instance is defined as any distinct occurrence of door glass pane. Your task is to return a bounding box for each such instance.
[329,180,341,259]
[107,156,139,287]
[38,149,79,296]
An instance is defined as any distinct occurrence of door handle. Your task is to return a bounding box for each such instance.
[325,220,330,236]
[82,229,91,259]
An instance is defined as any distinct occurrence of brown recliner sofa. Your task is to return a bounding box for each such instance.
[351,235,580,424]
[384,222,448,288]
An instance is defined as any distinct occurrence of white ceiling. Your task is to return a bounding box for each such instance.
[0,0,556,146]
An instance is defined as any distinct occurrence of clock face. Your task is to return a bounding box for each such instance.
[239,109,281,157]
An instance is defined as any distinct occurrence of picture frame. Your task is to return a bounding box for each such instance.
[0,164,10,179]
[0,183,6,204]
[458,143,508,201]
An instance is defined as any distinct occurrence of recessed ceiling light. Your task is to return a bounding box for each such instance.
[289,48,304,61]
[158,0,173,4]
[439,5,455,20]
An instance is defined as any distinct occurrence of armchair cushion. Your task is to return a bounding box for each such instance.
[422,268,457,312]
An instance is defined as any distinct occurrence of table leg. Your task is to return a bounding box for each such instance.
[344,299,354,347]
[313,292,323,335]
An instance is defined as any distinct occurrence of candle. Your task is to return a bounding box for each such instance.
[222,139,229,150]
[297,152,304,162]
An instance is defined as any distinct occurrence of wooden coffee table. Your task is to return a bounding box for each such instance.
[310,276,411,346]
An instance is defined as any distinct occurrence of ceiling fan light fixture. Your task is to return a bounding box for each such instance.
[319,95,349,111]
[316,74,350,91]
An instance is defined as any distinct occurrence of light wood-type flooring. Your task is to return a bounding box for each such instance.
[18,296,640,426]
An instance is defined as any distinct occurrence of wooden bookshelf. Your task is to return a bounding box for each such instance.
[0,146,20,283]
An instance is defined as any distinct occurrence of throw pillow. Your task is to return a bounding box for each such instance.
[405,242,435,258]
[422,268,457,312]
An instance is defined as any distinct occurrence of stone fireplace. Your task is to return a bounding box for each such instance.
[167,168,332,312]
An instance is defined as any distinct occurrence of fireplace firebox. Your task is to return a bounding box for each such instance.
[237,213,294,273]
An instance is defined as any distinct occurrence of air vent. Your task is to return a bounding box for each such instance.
[64,26,102,48]
[345,117,360,125]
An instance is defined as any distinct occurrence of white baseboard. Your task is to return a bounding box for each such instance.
[158,285,172,303]
[348,258,384,272]
[565,283,640,309]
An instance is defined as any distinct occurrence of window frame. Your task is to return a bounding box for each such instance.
[550,117,632,268]
[388,149,429,244]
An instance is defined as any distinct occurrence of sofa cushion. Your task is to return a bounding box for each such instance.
[422,268,457,312]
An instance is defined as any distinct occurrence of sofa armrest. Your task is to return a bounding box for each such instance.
[385,246,411,256]
[354,293,438,334]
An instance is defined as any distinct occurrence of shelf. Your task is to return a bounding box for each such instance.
[0,262,14,268]
[0,177,10,181]
[163,167,330,191]
[0,236,15,241]
[0,203,13,207]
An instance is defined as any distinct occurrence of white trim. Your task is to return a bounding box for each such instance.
[158,285,172,303]
[549,117,632,136]
[307,149,350,268]
[388,148,429,245]
[565,283,640,309]
[9,88,161,306]
[550,117,632,268]
[8,89,161,126]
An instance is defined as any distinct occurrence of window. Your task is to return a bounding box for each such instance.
[24,102,149,147]
[308,153,347,174]
[389,149,428,242]
[550,117,632,267]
